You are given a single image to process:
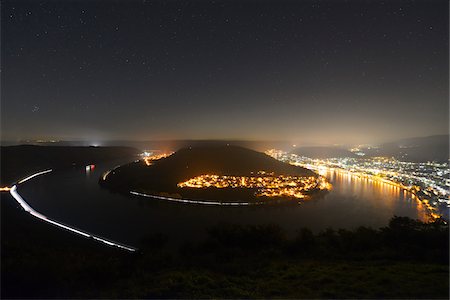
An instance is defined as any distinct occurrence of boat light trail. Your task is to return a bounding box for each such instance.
[130,191,264,206]
[10,170,137,252]
[17,169,53,184]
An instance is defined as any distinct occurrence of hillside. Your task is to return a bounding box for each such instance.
[290,135,449,162]
[155,146,314,177]
[369,135,449,162]
[102,146,317,201]
[292,146,357,159]
[3,205,448,298]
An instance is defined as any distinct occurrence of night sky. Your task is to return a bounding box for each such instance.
[2,0,448,145]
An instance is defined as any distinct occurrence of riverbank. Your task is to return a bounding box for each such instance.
[294,164,449,222]
[99,146,329,205]
[296,163,447,221]
[2,146,446,298]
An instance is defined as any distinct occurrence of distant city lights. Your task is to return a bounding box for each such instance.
[265,149,450,220]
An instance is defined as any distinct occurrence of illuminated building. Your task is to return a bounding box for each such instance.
[178,172,331,199]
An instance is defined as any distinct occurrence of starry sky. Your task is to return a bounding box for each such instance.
[1,0,448,145]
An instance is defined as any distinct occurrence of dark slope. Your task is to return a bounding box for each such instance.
[3,197,448,299]
[103,146,315,193]
[370,135,449,162]
[291,135,449,162]
[154,146,314,178]
[292,146,357,159]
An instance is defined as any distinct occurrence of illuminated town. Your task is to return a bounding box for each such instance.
[178,171,331,199]
[141,150,174,166]
[265,149,450,219]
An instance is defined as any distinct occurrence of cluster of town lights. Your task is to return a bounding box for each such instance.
[265,149,449,220]
[178,171,331,199]
[141,151,174,166]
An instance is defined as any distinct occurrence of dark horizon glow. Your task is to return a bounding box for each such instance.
[1,0,448,145]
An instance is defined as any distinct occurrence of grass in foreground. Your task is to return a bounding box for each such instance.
[2,197,448,299]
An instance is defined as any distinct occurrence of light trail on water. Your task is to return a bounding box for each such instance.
[130,191,264,206]
[9,170,137,252]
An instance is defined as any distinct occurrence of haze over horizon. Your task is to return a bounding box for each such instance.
[2,0,448,145]
[1,2,449,297]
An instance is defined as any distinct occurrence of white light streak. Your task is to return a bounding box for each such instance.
[10,171,137,252]
[130,191,262,206]
[18,169,53,184]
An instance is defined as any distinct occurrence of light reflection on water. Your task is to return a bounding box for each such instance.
[321,168,429,222]
[17,160,431,246]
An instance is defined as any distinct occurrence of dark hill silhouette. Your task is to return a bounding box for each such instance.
[291,135,449,162]
[292,146,357,159]
[102,146,316,198]
[370,135,449,162]
[154,145,315,178]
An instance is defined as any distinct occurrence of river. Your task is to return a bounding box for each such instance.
[17,158,429,248]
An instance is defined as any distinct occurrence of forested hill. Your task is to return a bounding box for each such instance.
[153,145,315,178]
[101,145,316,194]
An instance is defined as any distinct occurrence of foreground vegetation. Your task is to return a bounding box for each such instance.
[2,196,448,298]
[1,146,448,298]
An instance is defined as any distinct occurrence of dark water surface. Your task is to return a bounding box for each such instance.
[18,159,428,247]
